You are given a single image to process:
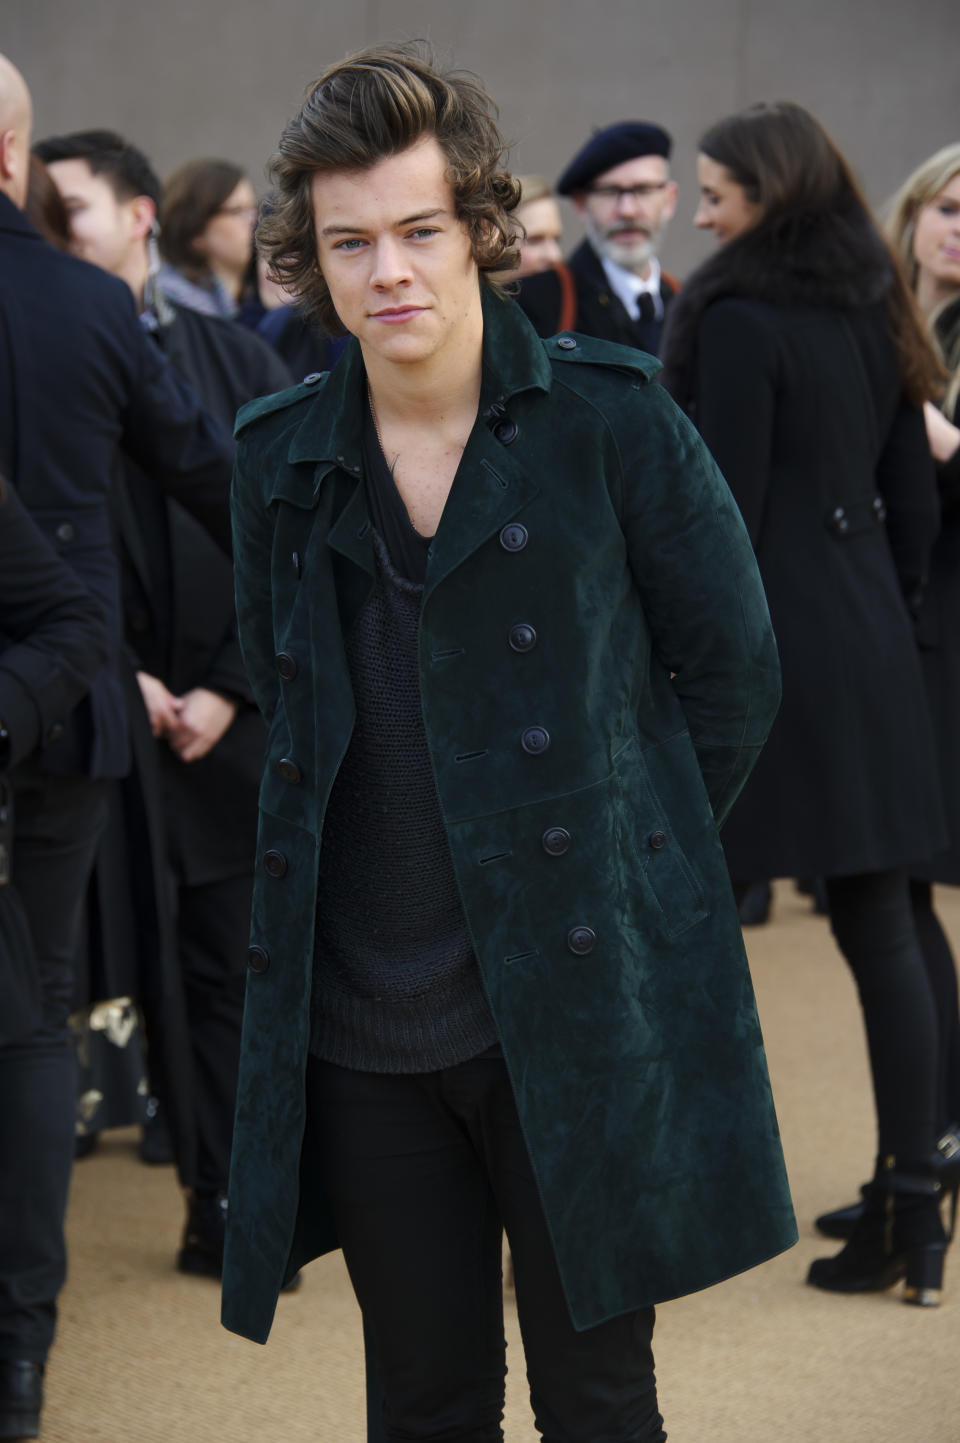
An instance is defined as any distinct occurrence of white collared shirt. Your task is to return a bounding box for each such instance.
[600,253,664,323]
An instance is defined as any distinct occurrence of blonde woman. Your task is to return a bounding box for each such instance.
[512,174,563,277]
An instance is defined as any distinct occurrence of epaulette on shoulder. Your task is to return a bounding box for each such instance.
[543,332,661,384]
[234,371,328,438]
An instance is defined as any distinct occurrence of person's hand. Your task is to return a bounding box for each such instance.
[165,687,238,763]
[136,671,183,739]
[924,401,960,464]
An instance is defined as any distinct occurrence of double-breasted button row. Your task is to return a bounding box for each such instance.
[263,849,287,878]
[542,826,571,856]
[521,726,550,755]
[499,523,528,553]
[509,623,537,653]
[275,651,298,680]
[248,946,270,974]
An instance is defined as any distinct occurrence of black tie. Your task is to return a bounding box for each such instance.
[635,292,656,325]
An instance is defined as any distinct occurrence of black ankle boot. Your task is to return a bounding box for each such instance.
[0,1359,44,1440]
[807,1157,949,1306]
[815,1124,960,1241]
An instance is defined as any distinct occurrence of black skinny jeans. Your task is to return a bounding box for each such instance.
[822,870,938,1163]
[909,878,960,1132]
[306,1047,666,1443]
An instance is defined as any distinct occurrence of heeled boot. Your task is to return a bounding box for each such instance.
[807,1156,949,1306]
[815,1123,960,1240]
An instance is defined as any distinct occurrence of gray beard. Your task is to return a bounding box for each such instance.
[584,212,657,274]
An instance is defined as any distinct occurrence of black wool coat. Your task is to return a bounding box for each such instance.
[662,211,945,879]
[0,194,234,780]
[914,294,960,884]
[516,240,679,355]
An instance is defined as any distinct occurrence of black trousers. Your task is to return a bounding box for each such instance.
[305,1048,666,1443]
[0,770,107,1363]
[174,871,251,1194]
[824,870,939,1161]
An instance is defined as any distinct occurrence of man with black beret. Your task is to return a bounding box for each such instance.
[516,120,679,354]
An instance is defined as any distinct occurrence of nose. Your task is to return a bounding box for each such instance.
[370,234,412,290]
[693,199,712,229]
[543,238,563,264]
[615,189,642,217]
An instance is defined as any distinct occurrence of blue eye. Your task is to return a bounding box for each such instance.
[334,237,365,251]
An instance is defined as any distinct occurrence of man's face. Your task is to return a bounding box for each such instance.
[311,134,481,369]
[46,158,144,276]
[574,154,677,274]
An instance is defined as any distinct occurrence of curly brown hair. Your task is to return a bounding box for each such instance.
[257,43,521,335]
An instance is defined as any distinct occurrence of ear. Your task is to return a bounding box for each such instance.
[0,129,15,185]
[129,194,157,242]
[571,192,588,221]
[662,180,679,224]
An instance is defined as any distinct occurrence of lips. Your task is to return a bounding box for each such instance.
[371,306,426,322]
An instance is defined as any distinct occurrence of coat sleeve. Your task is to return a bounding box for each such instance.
[0,483,110,770]
[690,298,779,548]
[118,304,235,557]
[875,397,939,609]
[619,383,781,826]
[230,437,280,725]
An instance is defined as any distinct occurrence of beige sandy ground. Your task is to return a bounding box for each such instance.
[40,881,960,1442]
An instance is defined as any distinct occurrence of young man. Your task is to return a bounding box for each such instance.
[517,121,679,354]
[224,45,796,1443]
[35,128,290,1277]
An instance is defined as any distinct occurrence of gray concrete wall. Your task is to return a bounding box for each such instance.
[10,0,958,277]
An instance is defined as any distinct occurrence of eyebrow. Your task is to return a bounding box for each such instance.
[320,207,447,237]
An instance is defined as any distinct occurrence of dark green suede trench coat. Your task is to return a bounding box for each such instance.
[221,292,797,1346]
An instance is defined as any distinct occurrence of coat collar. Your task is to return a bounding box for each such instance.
[287,286,553,471]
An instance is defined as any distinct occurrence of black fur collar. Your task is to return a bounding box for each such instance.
[661,206,892,404]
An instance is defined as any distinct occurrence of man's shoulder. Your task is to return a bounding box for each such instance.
[168,305,292,389]
[234,372,328,440]
[543,330,662,385]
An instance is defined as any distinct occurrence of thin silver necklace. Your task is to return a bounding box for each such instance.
[367,381,401,477]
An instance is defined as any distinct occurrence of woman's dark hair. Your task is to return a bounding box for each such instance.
[160,158,247,277]
[257,42,522,335]
[698,102,942,405]
[25,155,71,250]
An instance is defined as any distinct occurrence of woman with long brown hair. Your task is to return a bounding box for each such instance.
[662,101,956,1304]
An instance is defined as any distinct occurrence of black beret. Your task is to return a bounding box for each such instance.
[556,121,673,195]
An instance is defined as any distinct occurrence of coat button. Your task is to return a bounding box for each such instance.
[567,926,596,955]
[649,830,667,850]
[303,372,323,384]
[542,826,571,856]
[263,849,288,878]
[275,651,298,680]
[277,756,302,784]
[55,522,75,543]
[521,726,550,755]
[493,418,519,444]
[557,335,577,350]
[509,623,537,653]
[499,523,528,553]
[248,946,270,974]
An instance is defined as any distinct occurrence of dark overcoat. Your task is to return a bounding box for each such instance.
[914,294,960,884]
[663,213,945,880]
[516,239,679,354]
[221,293,797,1345]
[0,193,233,781]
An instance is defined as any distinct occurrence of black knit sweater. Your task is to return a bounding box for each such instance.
[309,427,497,1072]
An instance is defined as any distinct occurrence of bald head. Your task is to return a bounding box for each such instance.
[0,55,33,208]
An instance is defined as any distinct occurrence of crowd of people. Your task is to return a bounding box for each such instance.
[1,35,959,1443]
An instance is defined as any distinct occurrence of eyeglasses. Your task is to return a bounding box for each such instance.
[586,183,668,202]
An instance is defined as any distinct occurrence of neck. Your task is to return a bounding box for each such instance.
[208,259,245,301]
[362,300,484,431]
[915,268,957,320]
[119,247,150,313]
